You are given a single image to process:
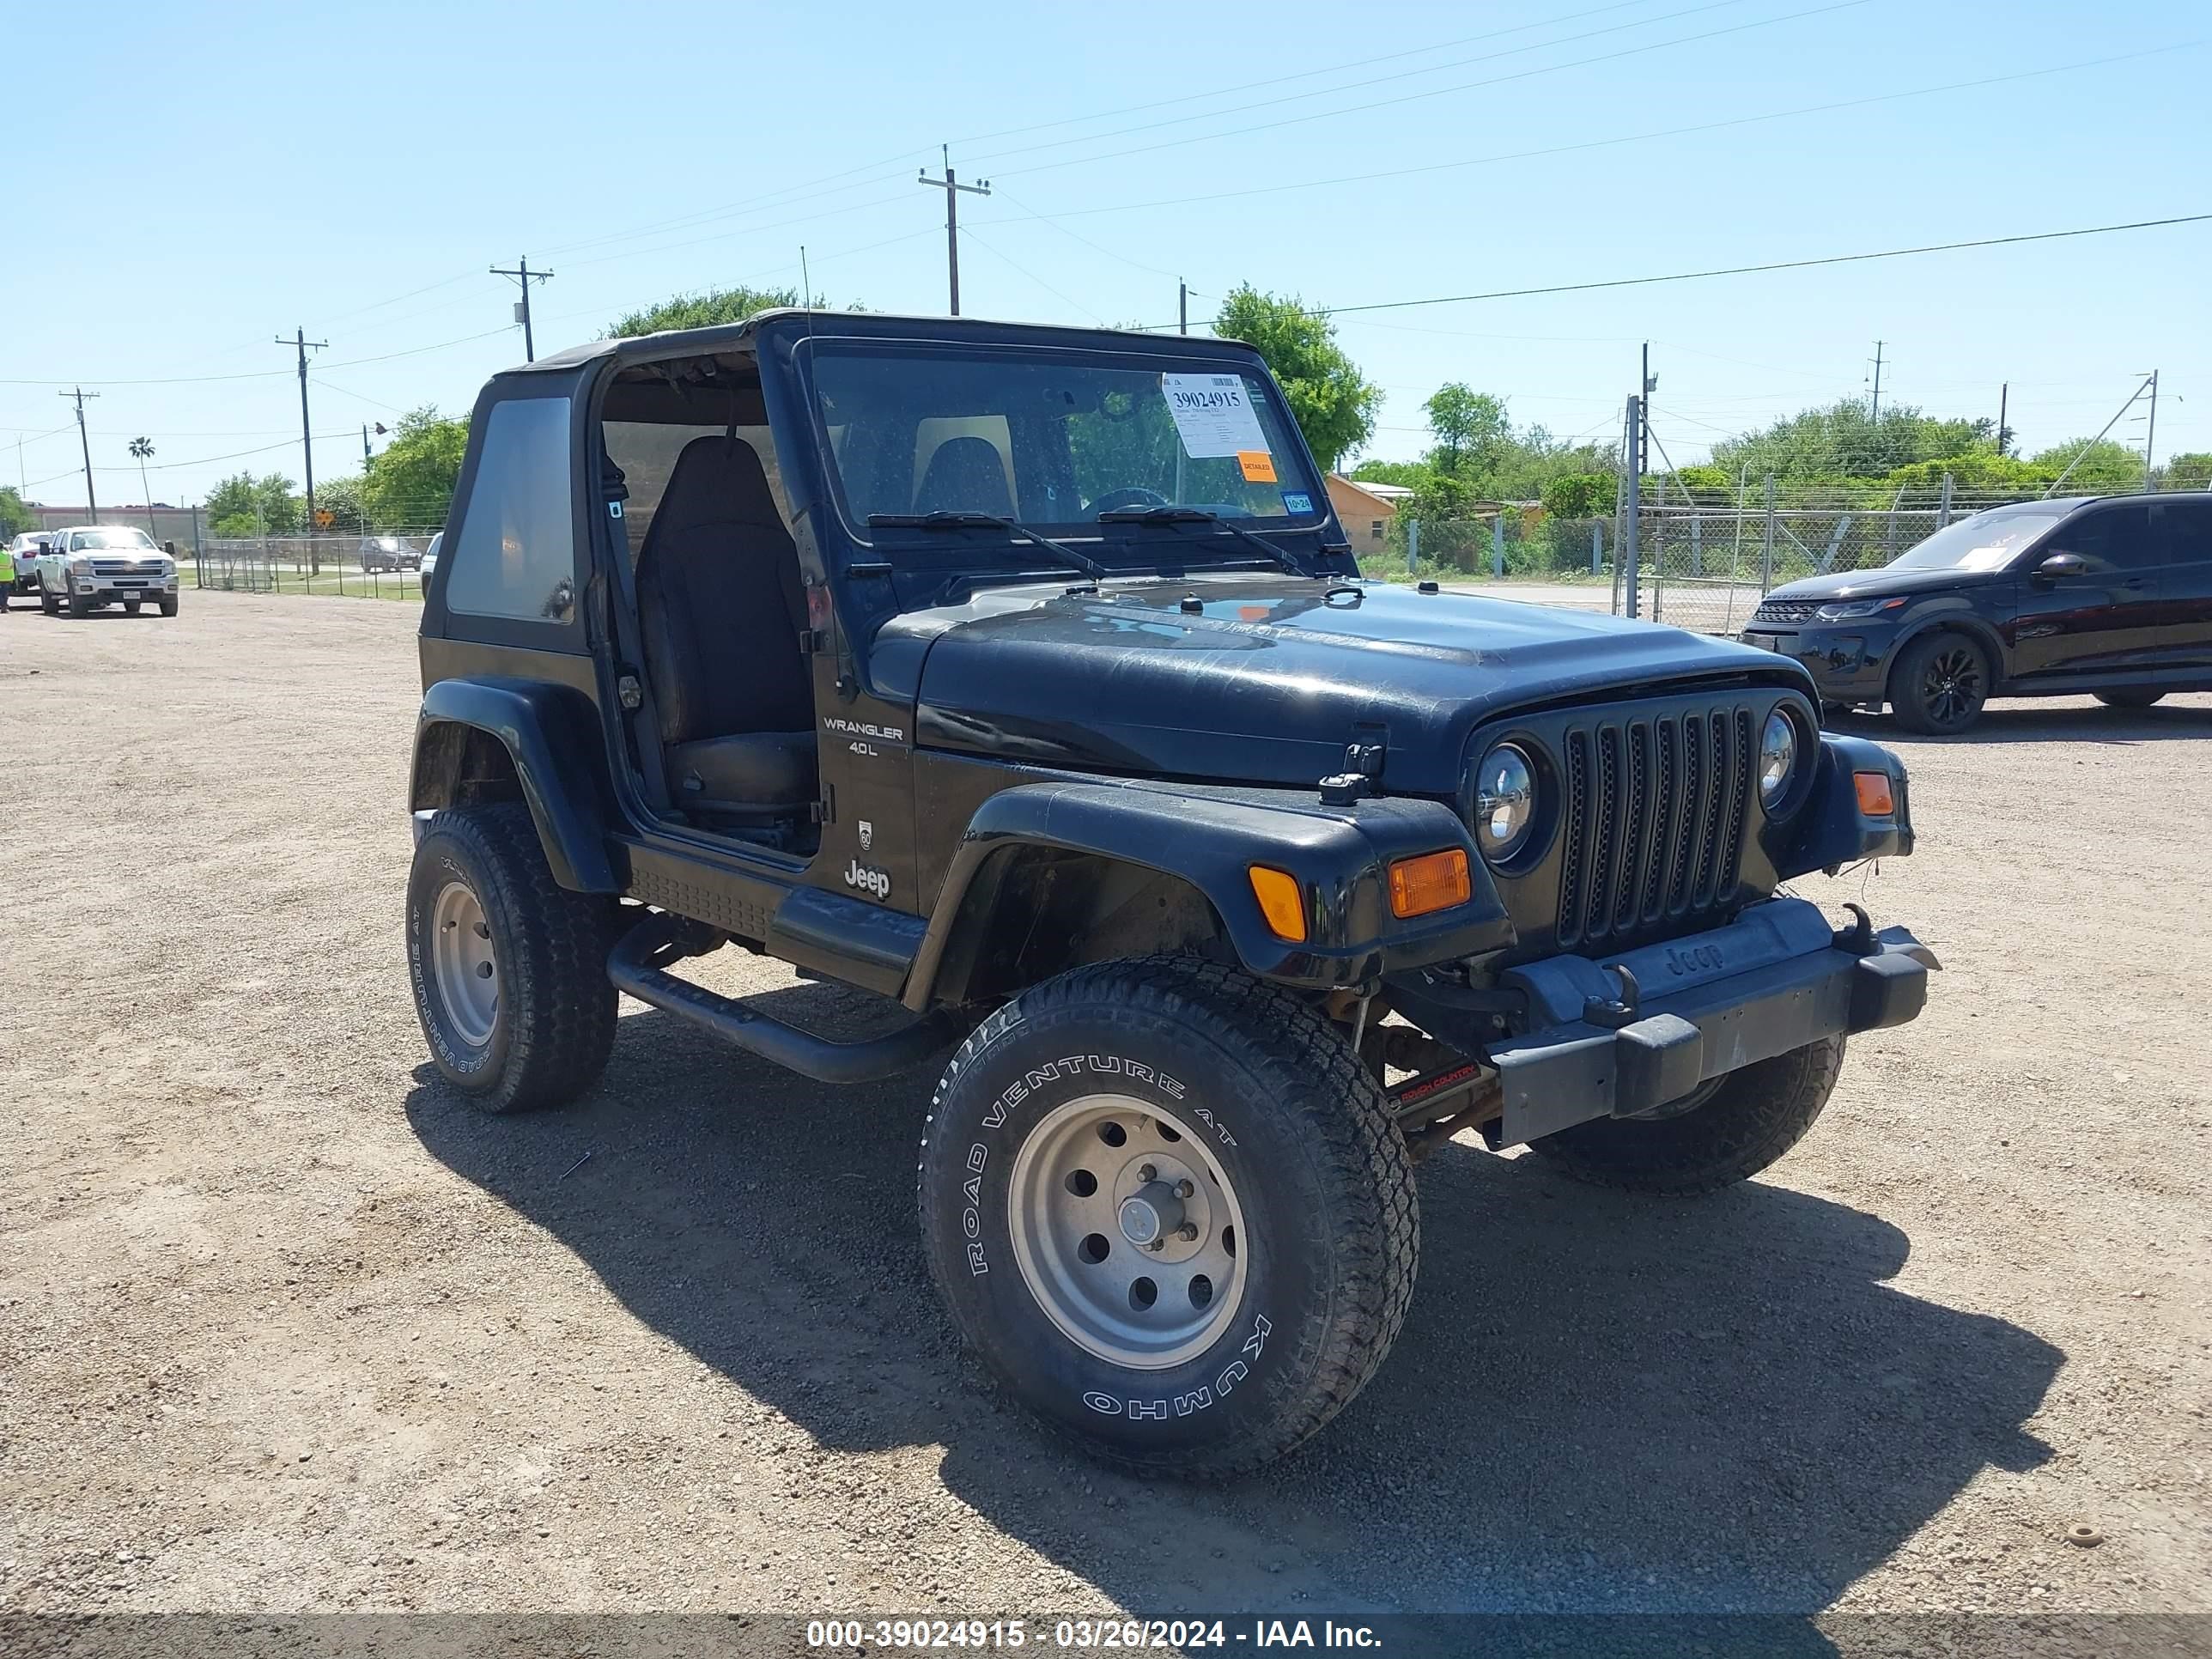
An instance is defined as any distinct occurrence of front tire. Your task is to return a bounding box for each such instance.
[406,802,618,1114]
[2095,689,2163,710]
[158,593,179,617]
[1527,1036,1844,1195]
[920,957,1418,1477]
[40,586,58,615]
[1889,631,1989,734]
[67,591,91,618]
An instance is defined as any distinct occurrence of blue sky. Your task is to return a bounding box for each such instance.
[5,0,2207,510]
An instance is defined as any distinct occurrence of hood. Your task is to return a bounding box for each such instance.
[887,577,1810,796]
[1764,562,2009,604]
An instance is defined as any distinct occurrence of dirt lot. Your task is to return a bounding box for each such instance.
[2,591,2208,1622]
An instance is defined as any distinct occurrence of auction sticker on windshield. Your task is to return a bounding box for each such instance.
[1161,373,1267,458]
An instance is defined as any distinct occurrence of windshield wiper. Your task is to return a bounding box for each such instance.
[1097,506,1311,577]
[866,510,1108,584]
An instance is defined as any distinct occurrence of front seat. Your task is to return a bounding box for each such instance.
[634,434,817,816]
[914,435,1014,517]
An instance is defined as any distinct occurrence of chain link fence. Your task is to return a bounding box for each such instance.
[193,532,441,601]
[1387,478,2211,636]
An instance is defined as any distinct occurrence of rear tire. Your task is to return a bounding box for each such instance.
[2094,689,2164,710]
[1526,1036,1844,1195]
[1888,631,1989,735]
[406,802,618,1114]
[920,956,1419,1477]
[124,599,141,615]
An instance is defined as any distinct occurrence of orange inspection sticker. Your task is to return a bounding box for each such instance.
[1237,449,1278,483]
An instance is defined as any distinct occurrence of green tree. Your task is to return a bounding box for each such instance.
[1211,285,1380,471]
[1540,473,1616,518]
[1424,385,1510,477]
[2030,437,2144,490]
[2161,452,2212,489]
[362,407,469,529]
[611,283,810,338]
[0,486,38,538]
[1711,400,1992,481]
[313,475,367,535]
[1348,459,1434,490]
[205,471,301,538]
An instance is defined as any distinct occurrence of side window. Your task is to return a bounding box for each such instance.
[445,398,577,624]
[2150,501,2212,565]
[2058,505,2153,571]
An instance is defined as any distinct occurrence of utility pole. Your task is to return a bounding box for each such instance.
[1996,382,2010,458]
[491,258,554,362]
[916,146,990,316]
[59,387,100,520]
[2142,370,2159,492]
[1869,340,1885,425]
[1179,280,1188,335]
[276,329,327,556]
[1624,392,1644,621]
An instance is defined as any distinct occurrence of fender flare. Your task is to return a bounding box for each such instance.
[900,779,1511,1009]
[1886,610,2009,695]
[411,676,619,892]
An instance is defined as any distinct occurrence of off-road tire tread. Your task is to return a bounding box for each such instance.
[920,953,1418,1478]
[1887,630,1986,736]
[419,802,617,1115]
[1528,1036,1844,1195]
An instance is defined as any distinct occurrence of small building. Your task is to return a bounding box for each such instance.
[1325,475,1411,549]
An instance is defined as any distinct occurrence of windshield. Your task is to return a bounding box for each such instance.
[808,346,1324,543]
[1890,503,2069,571]
[69,528,157,551]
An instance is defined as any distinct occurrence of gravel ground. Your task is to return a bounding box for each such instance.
[1,591,2207,1622]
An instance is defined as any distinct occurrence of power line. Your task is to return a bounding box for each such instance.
[972,0,1762,173]
[988,0,1869,182]
[1245,213,2212,324]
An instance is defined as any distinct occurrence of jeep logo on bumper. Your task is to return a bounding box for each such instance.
[1664,942,1726,976]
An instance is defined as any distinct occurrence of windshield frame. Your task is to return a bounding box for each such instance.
[795,335,1332,572]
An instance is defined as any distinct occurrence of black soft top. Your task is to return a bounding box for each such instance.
[499,309,1271,382]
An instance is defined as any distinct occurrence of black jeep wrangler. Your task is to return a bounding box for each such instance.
[406,311,1936,1476]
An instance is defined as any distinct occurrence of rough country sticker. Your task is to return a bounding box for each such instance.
[842,860,890,901]
[1083,1315,1271,1419]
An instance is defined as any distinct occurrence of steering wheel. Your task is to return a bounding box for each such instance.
[1088,486,1171,519]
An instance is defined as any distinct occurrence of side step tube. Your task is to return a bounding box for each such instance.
[608,914,958,1084]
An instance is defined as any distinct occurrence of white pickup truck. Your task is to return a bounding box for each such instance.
[36,525,180,618]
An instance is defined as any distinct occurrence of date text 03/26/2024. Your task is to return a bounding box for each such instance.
[805,1620,1383,1650]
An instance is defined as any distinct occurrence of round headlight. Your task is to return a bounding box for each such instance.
[1758,710,1798,805]
[1473,742,1536,861]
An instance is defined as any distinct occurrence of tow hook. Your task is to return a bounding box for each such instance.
[1833,902,1879,955]
[1580,963,1643,1029]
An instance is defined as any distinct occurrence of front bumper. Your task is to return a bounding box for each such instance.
[1484,896,1935,1146]
[1739,621,1905,703]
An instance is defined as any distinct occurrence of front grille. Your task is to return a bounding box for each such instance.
[1555,702,1754,953]
[91,558,164,576]
[1752,599,1819,624]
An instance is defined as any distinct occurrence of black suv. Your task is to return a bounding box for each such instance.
[1744,494,2212,733]
[405,311,1935,1475]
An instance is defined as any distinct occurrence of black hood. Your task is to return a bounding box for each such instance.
[1764,562,2012,604]
[884,577,1813,796]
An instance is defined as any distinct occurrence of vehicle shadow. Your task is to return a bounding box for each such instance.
[1831,700,2212,746]
[407,993,2062,1622]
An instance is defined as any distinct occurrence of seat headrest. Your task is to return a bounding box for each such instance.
[651,435,785,545]
[915,435,1014,518]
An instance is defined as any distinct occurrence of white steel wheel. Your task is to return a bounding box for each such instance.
[1006,1093,1247,1370]
[429,879,500,1048]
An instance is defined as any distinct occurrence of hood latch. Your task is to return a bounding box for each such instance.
[1317,741,1385,805]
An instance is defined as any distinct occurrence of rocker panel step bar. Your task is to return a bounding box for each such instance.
[608,914,957,1084]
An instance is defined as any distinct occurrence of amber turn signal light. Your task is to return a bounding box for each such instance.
[1388,848,1472,920]
[1247,866,1307,942]
[1854,771,1896,816]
